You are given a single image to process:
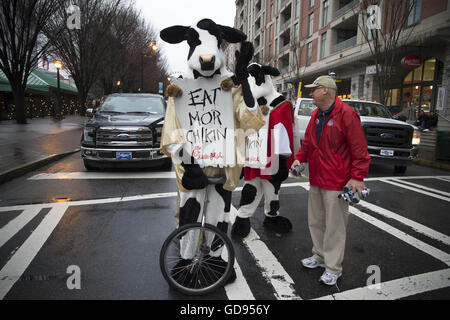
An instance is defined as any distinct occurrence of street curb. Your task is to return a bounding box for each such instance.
[0,148,81,185]
[413,158,450,171]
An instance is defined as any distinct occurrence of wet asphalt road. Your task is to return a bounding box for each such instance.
[0,153,449,301]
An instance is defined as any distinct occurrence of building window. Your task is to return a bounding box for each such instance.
[269,24,273,41]
[322,0,328,28]
[294,23,299,43]
[320,32,327,59]
[308,13,314,37]
[400,58,443,117]
[270,4,273,20]
[306,42,312,66]
[295,0,300,18]
[310,0,314,8]
[407,0,422,26]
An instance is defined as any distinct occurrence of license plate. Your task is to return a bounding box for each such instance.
[380,149,394,157]
[116,152,132,160]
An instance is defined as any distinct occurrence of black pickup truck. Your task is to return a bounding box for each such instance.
[81,93,171,170]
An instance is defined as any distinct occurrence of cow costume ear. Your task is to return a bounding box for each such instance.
[217,25,247,43]
[160,25,190,44]
[262,66,280,77]
[247,63,265,86]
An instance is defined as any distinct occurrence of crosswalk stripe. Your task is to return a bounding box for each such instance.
[389,178,450,197]
[28,171,176,180]
[242,228,302,300]
[358,200,450,246]
[300,185,450,266]
[315,268,450,300]
[379,179,450,202]
[0,207,43,248]
[350,206,450,266]
[224,260,255,300]
[0,204,68,299]
[27,173,450,181]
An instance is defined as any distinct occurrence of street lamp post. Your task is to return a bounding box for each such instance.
[54,60,62,120]
[140,42,158,93]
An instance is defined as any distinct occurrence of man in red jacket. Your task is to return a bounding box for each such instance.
[291,75,371,286]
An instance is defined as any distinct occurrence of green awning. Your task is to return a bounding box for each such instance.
[0,68,78,95]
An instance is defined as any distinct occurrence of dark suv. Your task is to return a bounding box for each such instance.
[81,93,171,170]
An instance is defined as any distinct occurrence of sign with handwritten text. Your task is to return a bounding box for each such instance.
[245,125,269,169]
[174,75,235,167]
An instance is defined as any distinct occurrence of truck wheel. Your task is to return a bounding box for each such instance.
[394,166,407,174]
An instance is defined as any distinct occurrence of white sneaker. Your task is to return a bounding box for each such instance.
[301,256,325,269]
[320,271,342,286]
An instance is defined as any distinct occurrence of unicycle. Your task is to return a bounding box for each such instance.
[159,177,235,295]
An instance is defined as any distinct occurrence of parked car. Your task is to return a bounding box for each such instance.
[81,93,171,170]
[293,98,421,174]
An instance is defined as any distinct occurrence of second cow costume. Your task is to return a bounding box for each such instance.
[232,63,295,238]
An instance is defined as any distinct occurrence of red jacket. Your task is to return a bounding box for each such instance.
[245,100,294,180]
[295,97,370,191]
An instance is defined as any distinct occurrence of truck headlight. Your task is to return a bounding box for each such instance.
[83,127,95,142]
[412,130,421,145]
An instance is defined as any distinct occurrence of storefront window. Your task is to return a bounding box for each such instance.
[403,58,436,85]
[387,88,400,106]
[398,58,442,121]
[421,85,433,113]
[386,88,401,114]
[423,59,435,82]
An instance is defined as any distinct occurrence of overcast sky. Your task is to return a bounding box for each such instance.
[134,0,237,75]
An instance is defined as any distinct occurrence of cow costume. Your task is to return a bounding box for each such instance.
[231,63,294,238]
[159,19,265,284]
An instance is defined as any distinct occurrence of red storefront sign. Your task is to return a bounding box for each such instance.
[401,55,422,69]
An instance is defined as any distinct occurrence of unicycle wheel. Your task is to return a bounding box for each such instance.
[160,223,235,295]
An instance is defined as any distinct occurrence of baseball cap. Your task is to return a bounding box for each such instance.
[304,75,337,90]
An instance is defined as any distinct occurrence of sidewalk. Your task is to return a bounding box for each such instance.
[0,115,87,184]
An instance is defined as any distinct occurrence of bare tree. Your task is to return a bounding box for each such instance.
[97,4,168,95]
[44,0,123,114]
[0,0,58,123]
[356,0,417,106]
[289,40,307,100]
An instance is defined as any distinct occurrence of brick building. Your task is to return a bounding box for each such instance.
[235,0,450,160]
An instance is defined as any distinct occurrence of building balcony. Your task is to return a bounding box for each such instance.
[333,0,359,19]
[279,43,290,54]
[280,65,290,74]
[280,0,291,9]
[331,35,357,53]
[280,19,291,32]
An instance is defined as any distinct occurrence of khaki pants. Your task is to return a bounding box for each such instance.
[308,186,349,275]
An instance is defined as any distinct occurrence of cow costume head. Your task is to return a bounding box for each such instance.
[160,19,246,79]
[246,63,281,106]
